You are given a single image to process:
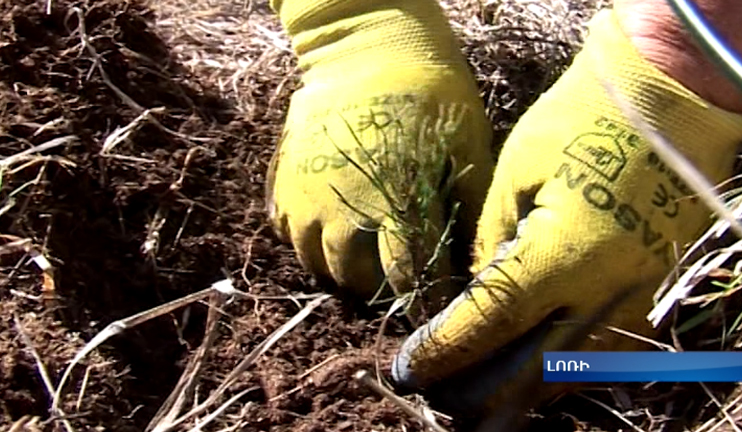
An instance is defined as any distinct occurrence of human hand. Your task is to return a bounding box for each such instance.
[392,6,742,413]
[266,0,494,307]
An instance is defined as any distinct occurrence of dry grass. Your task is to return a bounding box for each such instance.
[146,0,742,431]
[149,0,610,138]
[150,0,297,116]
[442,0,611,141]
[5,0,742,430]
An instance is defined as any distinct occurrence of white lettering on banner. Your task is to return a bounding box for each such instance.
[546,360,591,372]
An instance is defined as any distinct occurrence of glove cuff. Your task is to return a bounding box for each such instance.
[270,0,466,81]
[575,9,742,162]
[270,0,351,35]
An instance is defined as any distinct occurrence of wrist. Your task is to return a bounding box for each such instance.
[571,9,742,157]
[615,0,742,113]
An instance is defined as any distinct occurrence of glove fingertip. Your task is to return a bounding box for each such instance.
[391,330,426,390]
[391,296,458,389]
[269,210,291,243]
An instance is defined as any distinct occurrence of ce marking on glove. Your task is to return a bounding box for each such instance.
[555,163,674,266]
[357,110,397,131]
[651,183,680,218]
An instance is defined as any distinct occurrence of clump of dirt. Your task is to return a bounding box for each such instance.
[0,0,420,430]
[1,299,138,430]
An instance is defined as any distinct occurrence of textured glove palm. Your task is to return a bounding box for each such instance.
[267,0,494,304]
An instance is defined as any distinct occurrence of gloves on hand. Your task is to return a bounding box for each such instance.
[392,8,742,411]
[266,0,494,304]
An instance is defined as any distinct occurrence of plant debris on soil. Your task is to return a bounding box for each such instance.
[0,0,428,430]
[2,0,742,431]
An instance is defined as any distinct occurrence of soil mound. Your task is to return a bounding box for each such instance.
[0,0,415,430]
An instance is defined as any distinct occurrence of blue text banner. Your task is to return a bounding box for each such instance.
[544,352,742,382]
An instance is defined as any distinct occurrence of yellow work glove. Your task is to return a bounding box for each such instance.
[266,0,494,304]
[392,8,742,411]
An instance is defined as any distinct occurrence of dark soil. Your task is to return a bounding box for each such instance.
[0,0,418,430]
[0,0,740,431]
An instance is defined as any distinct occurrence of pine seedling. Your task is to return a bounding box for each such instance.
[328,103,472,322]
